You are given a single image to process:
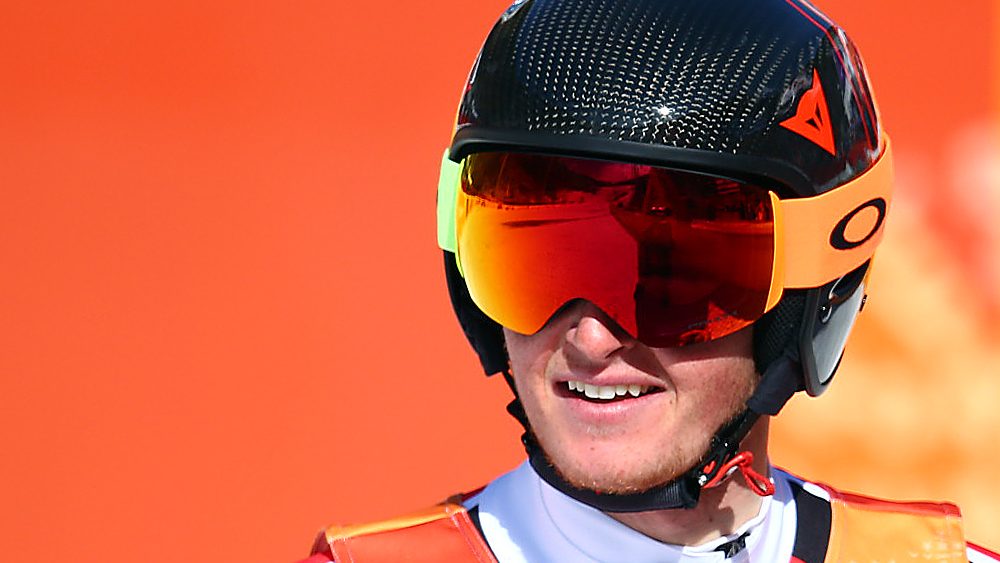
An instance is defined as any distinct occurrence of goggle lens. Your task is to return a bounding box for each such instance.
[456,152,776,347]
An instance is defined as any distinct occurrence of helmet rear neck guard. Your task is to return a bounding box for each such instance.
[439,0,889,512]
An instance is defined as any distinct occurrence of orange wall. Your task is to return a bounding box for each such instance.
[0,1,996,561]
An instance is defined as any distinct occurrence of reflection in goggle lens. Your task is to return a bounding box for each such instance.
[458,152,776,347]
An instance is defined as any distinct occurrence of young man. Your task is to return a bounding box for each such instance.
[301,0,999,560]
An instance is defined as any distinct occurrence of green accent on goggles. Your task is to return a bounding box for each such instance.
[436,149,460,254]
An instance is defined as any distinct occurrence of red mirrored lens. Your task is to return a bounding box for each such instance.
[456,152,775,347]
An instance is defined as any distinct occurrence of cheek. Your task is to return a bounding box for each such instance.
[504,329,554,397]
[673,356,757,417]
[652,327,756,404]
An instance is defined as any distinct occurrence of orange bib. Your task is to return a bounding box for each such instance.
[307,486,966,562]
[309,495,497,563]
[817,485,966,562]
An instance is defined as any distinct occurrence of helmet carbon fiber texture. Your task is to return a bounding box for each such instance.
[456,0,881,193]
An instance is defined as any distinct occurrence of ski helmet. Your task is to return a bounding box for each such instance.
[436,0,892,510]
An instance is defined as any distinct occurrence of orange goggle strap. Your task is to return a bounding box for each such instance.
[778,138,893,290]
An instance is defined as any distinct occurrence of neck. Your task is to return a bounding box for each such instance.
[607,418,771,546]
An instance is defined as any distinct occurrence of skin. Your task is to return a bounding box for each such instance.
[503,300,771,546]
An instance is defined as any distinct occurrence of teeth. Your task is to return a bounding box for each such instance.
[567,381,654,400]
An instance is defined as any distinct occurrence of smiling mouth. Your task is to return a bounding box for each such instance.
[564,380,663,402]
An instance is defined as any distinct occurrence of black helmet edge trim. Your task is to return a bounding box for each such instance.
[449,126,813,197]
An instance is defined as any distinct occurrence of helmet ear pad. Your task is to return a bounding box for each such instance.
[797,261,870,396]
[443,251,508,376]
[753,260,871,400]
[753,289,808,376]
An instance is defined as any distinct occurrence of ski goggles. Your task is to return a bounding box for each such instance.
[437,144,893,347]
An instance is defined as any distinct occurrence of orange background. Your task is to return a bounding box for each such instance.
[1,1,997,561]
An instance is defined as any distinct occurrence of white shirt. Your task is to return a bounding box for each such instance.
[463,461,799,563]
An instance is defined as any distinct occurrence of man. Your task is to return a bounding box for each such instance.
[301,0,999,560]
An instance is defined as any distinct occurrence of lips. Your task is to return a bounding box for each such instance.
[553,375,669,427]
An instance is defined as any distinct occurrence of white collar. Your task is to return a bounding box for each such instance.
[468,461,797,563]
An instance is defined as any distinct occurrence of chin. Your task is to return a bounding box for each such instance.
[541,436,694,494]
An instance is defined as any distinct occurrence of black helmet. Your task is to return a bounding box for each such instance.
[436,0,892,511]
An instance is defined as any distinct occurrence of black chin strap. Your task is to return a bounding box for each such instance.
[504,352,803,512]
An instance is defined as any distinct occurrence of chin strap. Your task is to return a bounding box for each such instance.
[506,351,802,512]
[700,451,774,496]
[691,410,767,492]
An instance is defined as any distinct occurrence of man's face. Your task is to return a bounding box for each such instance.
[505,301,757,494]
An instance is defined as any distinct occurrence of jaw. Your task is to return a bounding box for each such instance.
[535,426,696,494]
[528,390,707,494]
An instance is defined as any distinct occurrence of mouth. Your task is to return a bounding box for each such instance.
[561,380,664,403]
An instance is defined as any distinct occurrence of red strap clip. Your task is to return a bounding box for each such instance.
[701,451,775,497]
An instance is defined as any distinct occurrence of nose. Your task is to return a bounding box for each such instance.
[563,304,632,365]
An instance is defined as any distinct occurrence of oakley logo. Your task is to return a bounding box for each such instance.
[830,198,887,250]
